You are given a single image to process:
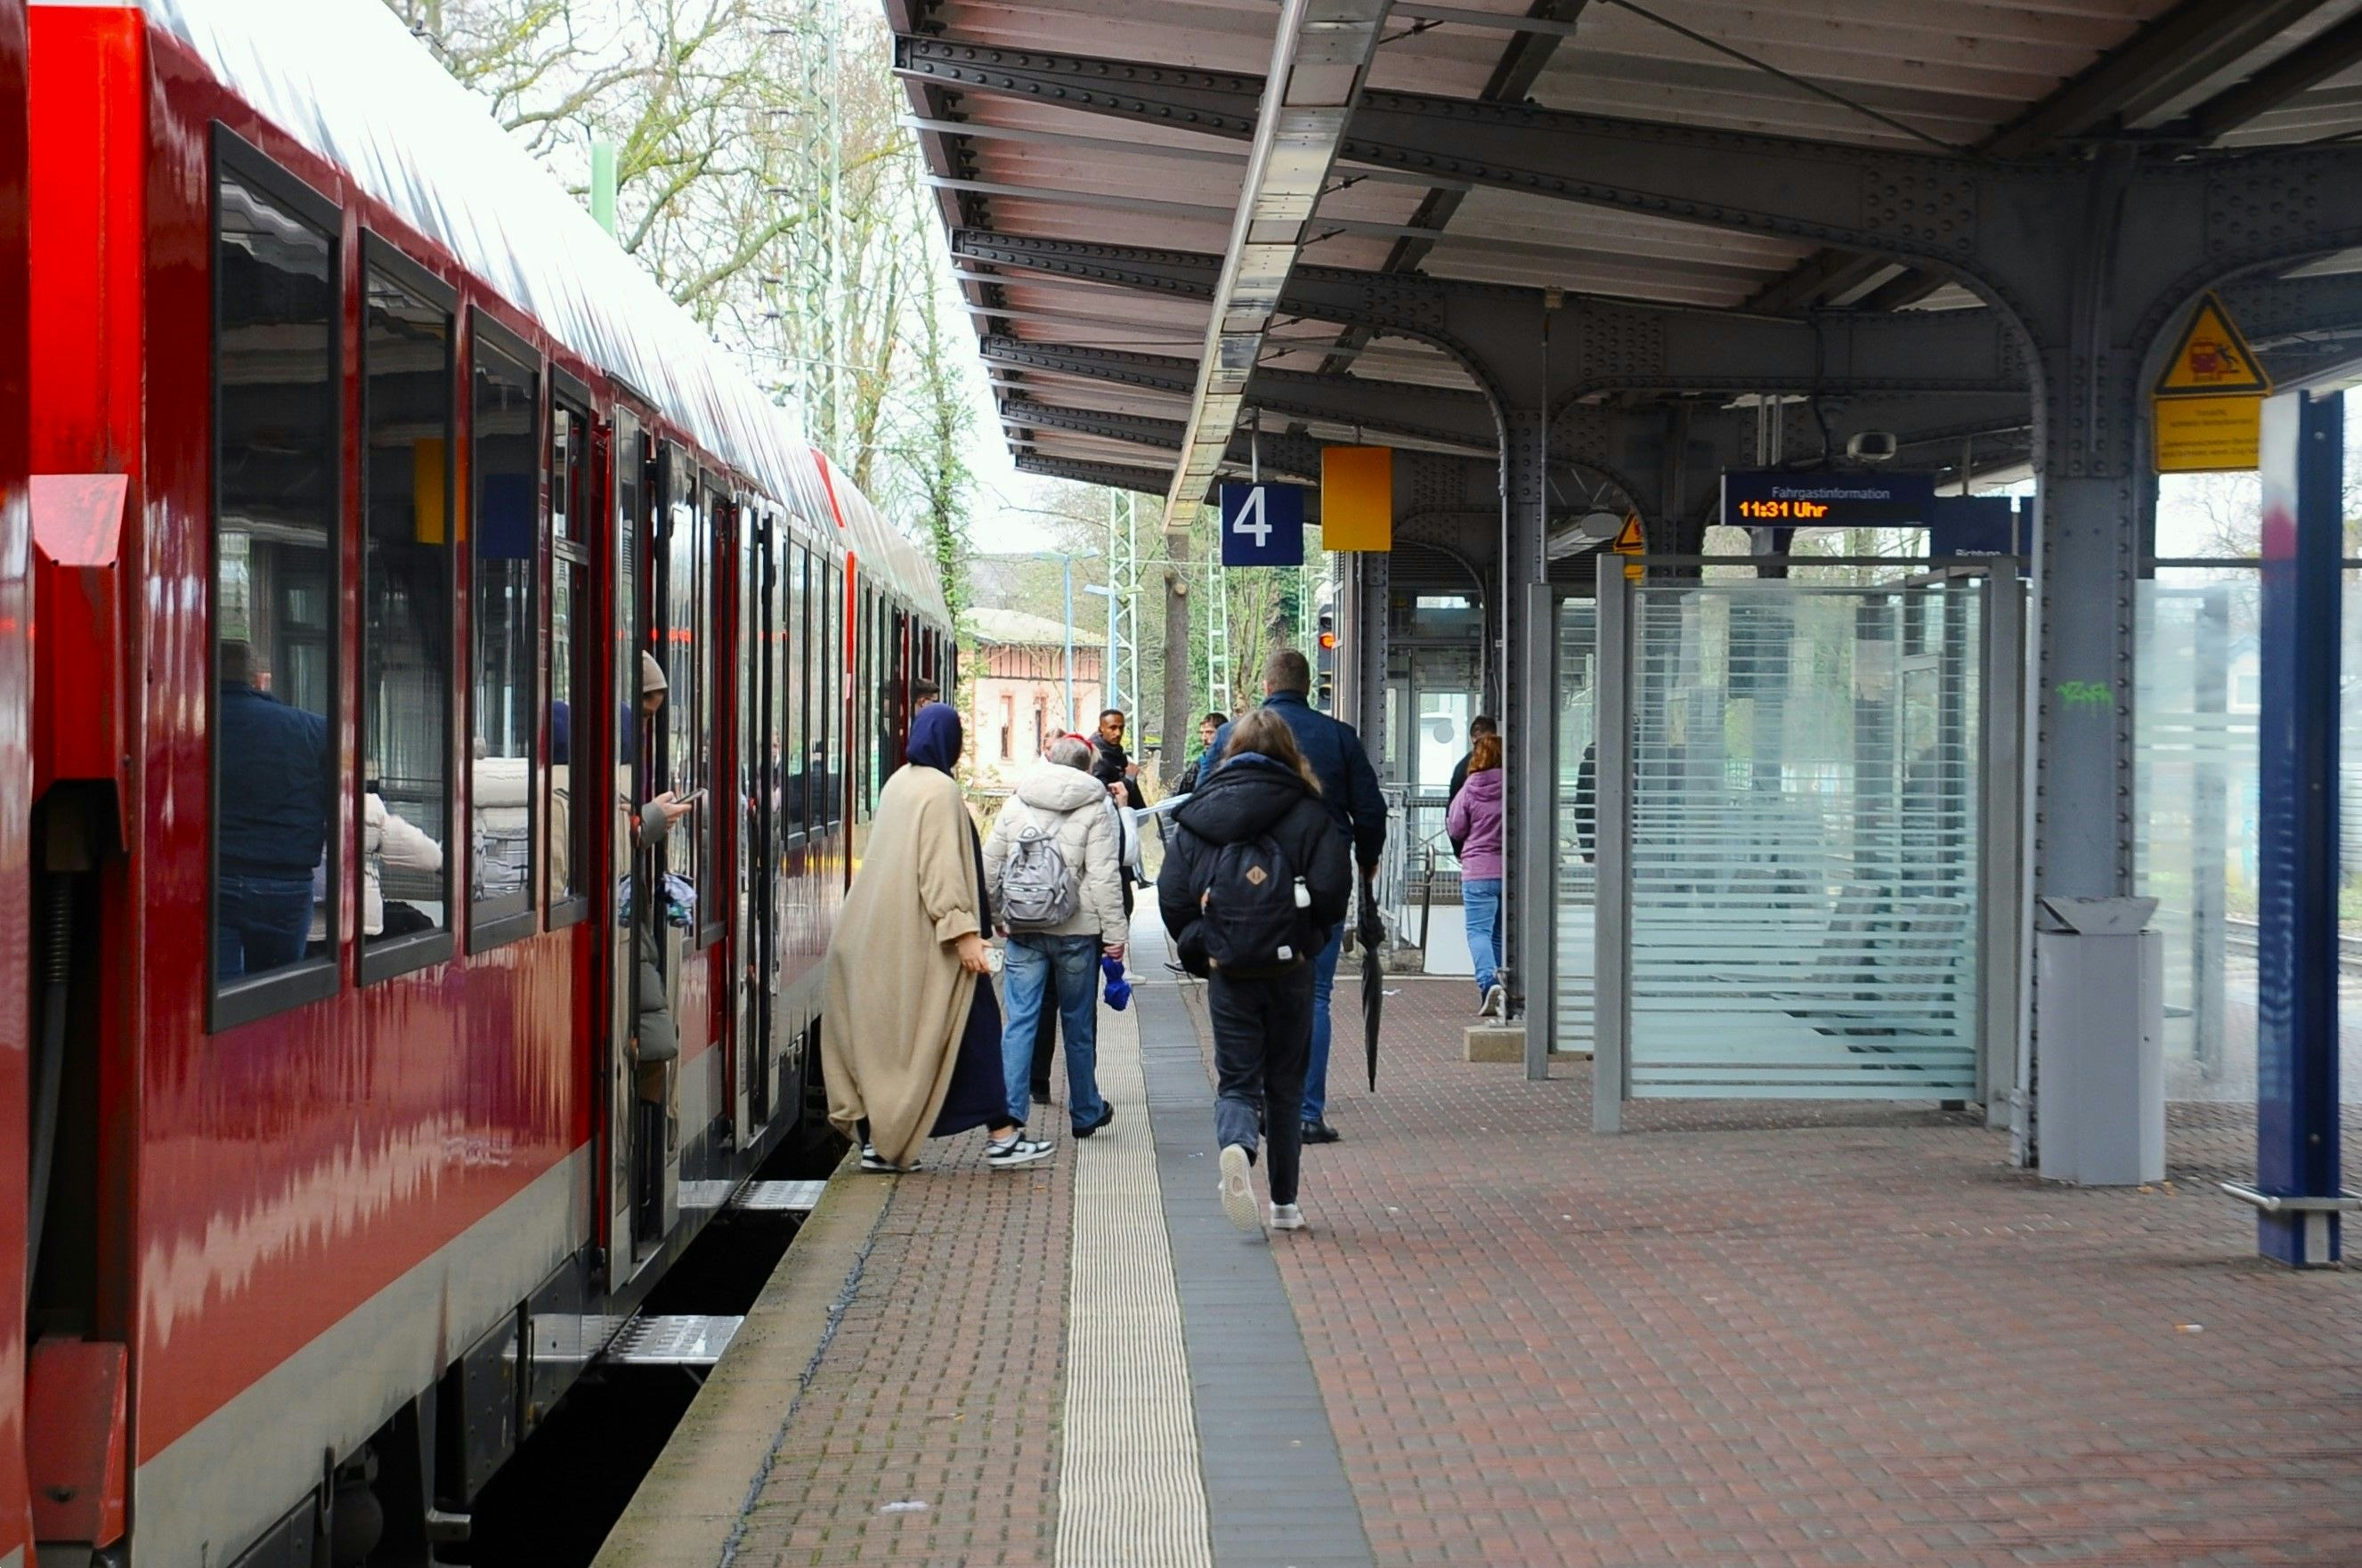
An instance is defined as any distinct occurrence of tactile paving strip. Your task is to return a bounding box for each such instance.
[1054,990,1215,1568]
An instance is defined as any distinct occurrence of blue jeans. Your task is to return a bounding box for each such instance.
[1301,921,1344,1123]
[216,873,317,980]
[1463,877,1502,1002]
[1000,933,1105,1131]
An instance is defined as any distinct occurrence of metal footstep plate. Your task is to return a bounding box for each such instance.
[601,1313,743,1368]
[732,1179,828,1213]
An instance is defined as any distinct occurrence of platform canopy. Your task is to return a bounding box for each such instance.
[889,0,2362,526]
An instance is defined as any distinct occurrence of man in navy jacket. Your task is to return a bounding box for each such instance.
[1208,647,1386,1143]
[215,638,331,979]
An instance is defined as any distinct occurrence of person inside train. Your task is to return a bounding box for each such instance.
[986,734,1125,1143]
[630,651,695,1080]
[306,782,442,954]
[215,638,331,980]
[823,703,1050,1172]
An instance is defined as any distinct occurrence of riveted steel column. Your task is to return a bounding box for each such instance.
[2252,389,2345,1267]
[1522,579,1556,1076]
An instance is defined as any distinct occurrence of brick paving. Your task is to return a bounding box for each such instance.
[1204,973,2362,1568]
[667,965,2362,1568]
[726,1129,1072,1568]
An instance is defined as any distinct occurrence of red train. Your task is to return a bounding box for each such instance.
[5,0,954,1561]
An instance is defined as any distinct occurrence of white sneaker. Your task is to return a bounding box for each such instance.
[1217,1144,1257,1232]
[1269,1203,1305,1231]
[986,1135,1055,1169]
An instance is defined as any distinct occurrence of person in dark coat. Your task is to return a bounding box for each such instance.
[1092,708,1147,810]
[1160,709,1352,1233]
[1173,711,1229,795]
[1206,649,1385,1145]
[215,639,332,979]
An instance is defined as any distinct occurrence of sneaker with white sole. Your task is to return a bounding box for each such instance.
[1269,1202,1306,1231]
[1217,1143,1257,1232]
[986,1134,1055,1169]
[859,1143,917,1174]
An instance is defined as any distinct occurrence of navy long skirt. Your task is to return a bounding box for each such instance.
[931,976,1008,1137]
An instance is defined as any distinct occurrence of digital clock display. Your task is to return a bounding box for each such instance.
[1721,469,1936,529]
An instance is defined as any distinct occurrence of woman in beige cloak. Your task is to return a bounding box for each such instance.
[822,703,1053,1172]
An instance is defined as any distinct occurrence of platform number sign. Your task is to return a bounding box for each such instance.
[1219,482,1305,567]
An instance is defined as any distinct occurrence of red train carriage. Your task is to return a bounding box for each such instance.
[17,0,950,1561]
[0,0,34,1561]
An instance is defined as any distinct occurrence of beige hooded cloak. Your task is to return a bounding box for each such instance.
[820,761,985,1166]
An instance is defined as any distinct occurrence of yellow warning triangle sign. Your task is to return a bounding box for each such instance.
[1611,515,1645,553]
[2155,292,2271,397]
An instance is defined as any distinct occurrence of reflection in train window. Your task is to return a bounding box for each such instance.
[470,322,540,938]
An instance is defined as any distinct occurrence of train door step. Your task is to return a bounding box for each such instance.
[731,1179,828,1214]
[600,1314,745,1368]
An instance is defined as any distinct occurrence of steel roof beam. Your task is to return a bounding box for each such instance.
[979,335,1498,450]
[952,232,2027,412]
[1016,453,1174,495]
[901,36,2362,315]
[2169,11,2362,143]
[1981,0,2334,155]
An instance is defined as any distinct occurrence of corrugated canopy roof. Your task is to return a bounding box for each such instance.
[889,0,2362,502]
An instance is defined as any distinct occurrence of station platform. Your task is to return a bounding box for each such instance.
[596,929,2362,1568]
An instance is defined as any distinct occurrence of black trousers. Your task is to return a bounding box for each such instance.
[1206,967,1315,1207]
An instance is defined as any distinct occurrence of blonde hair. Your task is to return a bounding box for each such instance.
[1221,709,1324,795]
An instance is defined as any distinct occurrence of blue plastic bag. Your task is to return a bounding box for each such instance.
[1101,954,1132,1011]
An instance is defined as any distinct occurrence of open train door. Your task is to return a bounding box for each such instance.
[602,408,670,1289]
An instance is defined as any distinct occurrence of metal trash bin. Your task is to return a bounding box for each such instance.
[2034,896,2164,1185]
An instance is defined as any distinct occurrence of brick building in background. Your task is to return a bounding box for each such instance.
[962,607,1105,792]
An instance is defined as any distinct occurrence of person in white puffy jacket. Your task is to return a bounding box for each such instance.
[983,735,1127,1141]
[308,792,444,945]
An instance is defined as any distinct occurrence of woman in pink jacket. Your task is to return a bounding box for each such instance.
[1444,731,1506,1017]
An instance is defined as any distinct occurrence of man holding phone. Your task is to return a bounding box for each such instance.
[629,651,695,1089]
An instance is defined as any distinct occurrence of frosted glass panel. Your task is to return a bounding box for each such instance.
[2135,571,2362,1103]
[1555,601,1597,1052]
[1624,581,1983,1099]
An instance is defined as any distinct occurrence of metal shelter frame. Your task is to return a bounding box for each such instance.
[896,0,2362,1203]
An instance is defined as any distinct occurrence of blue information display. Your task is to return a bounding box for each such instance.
[1219,482,1306,567]
[1721,469,1936,526]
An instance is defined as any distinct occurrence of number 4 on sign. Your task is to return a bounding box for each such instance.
[1217,481,1305,566]
[1233,487,1271,548]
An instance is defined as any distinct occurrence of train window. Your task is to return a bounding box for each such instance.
[357,240,456,984]
[468,317,540,948]
[822,559,840,831]
[659,452,711,939]
[825,560,844,828]
[546,394,593,925]
[787,542,810,837]
[210,134,342,1027]
[695,475,721,943]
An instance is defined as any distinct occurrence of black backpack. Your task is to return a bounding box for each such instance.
[1198,833,1311,973]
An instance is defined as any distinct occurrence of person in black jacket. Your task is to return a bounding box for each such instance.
[1091,708,1147,810]
[1158,709,1352,1235]
[1207,649,1386,1145]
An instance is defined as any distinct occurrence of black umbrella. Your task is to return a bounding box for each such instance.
[1360,885,1385,1091]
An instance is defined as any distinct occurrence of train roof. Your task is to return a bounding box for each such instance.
[120,0,948,621]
